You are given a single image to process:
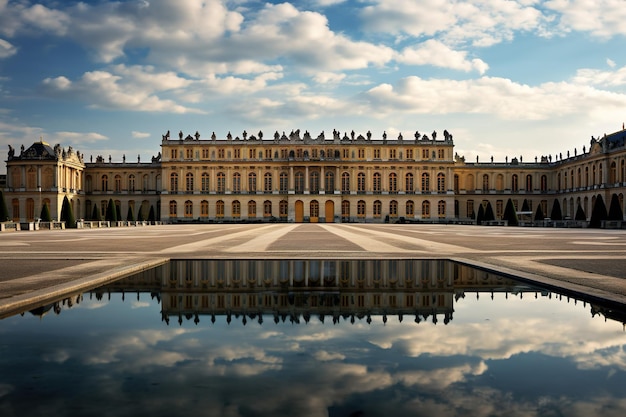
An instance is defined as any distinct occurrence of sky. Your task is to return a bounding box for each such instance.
[1,0,626,174]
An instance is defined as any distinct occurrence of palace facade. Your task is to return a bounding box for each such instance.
[3,127,626,224]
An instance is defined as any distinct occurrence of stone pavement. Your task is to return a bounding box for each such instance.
[2,223,626,316]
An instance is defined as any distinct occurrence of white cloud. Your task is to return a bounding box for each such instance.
[396,40,489,74]
[131,131,150,139]
[572,65,626,88]
[607,58,616,68]
[313,72,346,84]
[0,38,16,58]
[545,0,626,37]
[53,131,108,144]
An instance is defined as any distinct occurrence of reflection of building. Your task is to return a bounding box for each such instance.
[4,128,626,223]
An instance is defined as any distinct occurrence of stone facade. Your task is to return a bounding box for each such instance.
[3,128,626,224]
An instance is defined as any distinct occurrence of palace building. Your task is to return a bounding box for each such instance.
[3,127,626,224]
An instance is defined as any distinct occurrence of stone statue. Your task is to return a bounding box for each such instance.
[242,130,247,140]
[227,131,232,140]
[211,132,216,140]
[274,131,280,140]
[398,132,403,140]
[432,130,437,140]
[382,131,387,140]
[367,130,372,140]
[123,154,126,163]
[179,130,183,140]
[258,130,263,140]
[195,131,200,140]
[351,130,355,140]
[7,144,14,159]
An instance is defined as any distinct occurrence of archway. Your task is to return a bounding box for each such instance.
[295,200,304,223]
[325,200,334,223]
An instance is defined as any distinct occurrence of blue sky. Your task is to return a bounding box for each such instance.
[1,0,626,173]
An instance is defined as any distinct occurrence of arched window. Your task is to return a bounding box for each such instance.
[584,167,589,187]
[248,172,257,192]
[422,200,430,218]
[342,200,350,219]
[264,200,272,217]
[389,200,398,217]
[405,173,414,193]
[185,172,193,192]
[577,169,581,188]
[264,172,273,193]
[232,172,241,193]
[422,173,430,192]
[325,171,335,193]
[216,200,225,218]
[357,200,366,218]
[279,200,288,218]
[373,172,381,193]
[217,172,225,193]
[200,200,209,217]
[406,201,414,217]
[482,174,489,192]
[280,172,288,192]
[526,174,533,191]
[169,200,177,217]
[114,175,121,192]
[373,200,382,218]
[511,174,518,192]
[389,173,397,193]
[610,162,617,184]
[101,175,109,192]
[310,171,320,193]
[437,173,445,193]
[232,200,240,217]
[248,200,257,217]
[201,172,210,192]
[142,174,149,191]
[170,173,178,192]
[128,175,135,192]
[438,200,446,218]
[541,175,548,192]
[357,172,366,193]
[184,200,193,217]
[342,172,350,193]
[295,172,304,193]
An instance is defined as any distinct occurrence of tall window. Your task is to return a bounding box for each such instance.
[422,201,430,218]
[264,200,272,217]
[342,200,350,219]
[310,171,320,193]
[512,174,518,192]
[216,200,224,218]
[357,200,366,218]
[342,172,350,193]
[170,173,178,192]
[248,173,257,192]
[264,172,272,193]
[248,200,256,217]
[467,200,475,218]
[295,172,304,193]
[128,175,135,192]
[389,173,397,193]
[526,174,533,191]
[184,200,193,217]
[421,173,430,192]
[232,200,240,217]
[200,200,209,217]
[169,200,177,217]
[185,172,194,192]
[482,174,489,191]
[405,173,414,193]
[114,175,122,192]
[541,175,548,192]
[406,201,414,216]
[373,172,381,193]
[438,200,446,218]
[325,171,335,193]
[357,172,366,193]
[280,172,288,193]
[373,200,382,218]
[279,200,288,218]
[101,175,109,191]
[437,173,445,193]
[389,200,398,217]
[233,173,241,193]
[310,200,319,217]
[201,173,210,192]
[217,172,225,193]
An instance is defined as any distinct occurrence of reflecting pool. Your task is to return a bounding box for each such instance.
[1,260,626,417]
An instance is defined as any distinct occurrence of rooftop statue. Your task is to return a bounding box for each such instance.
[7,144,14,159]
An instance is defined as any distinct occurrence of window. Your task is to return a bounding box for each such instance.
[279,200,288,218]
[422,201,430,218]
[357,200,366,218]
[438,200,446,218]
[170,173,178,192]
[200,200,209,217]
[185,172,194,192]
[170,149,178,159]
[389,200,398,217]
[232,200,240,217]
[249,149,255,159]
[280,172,288,193]
[264,172,272,193]
[389,173,397,193]
[342,172,350,193]
[496,200,503,218]
[310,200,319,218]
[512,174,518,192]
[422,149,429,159]
[265,149,272,159]
[421,173,430,192]
[406,149,413,159]
[233,149,240,159]
[373,149,381,159]
[184,200,193,217]
[453,174,459,193]
[201,173,210,192]
[357,172,366,193]
[342,200,350,219]
[129,175,135,192]
[467,200,475,218]
[233,173,241,193]
[405,173,414,193]
[114,175,122,192]
[343,149,349,159]
[389,149,396,159]
[325,171,335,193]
[202,149,209,159]
[218,149,225,159]
[295,172,304,193]
[406,201,414,216]
[373,200,382,218]
[186,149,193,159]
[248,173,257,192]
[264,200,272,217]
[437,173,445,193]
[373,172,381,193]
[526,174,533,191]
[216,200,224,218]
[358,149,365,159]
[310,171,320,193]
[101,175,108,191]
[169,200,177,217]
[482,174,489,192]
[541,175,548,192]
[248,200,256,217]
[438,149,445,159]
[217,172,225,193]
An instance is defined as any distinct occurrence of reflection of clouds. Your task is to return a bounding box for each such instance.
[314,350,345,361]
[131,301,150,309]
[395,362,489,390]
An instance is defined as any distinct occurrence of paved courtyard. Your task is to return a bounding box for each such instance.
[2,223,626,316]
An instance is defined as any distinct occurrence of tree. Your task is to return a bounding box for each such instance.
[60,196,76,228]
[92,204,102,221]
[589,195,608,228]
[127,206,135,222]
[534,204,544,222]
[550,199,562,220]
[484,202,495,222]
[148,205,156,224]
[40,202,52,222]
[137,206,145,222]
[521,199,530,213]
[116,204,122,222]
[0,190,8,221]
[503,198,519,226]
[574,204,586,221]
[105,198,117,222]
[608,194,623,221]
[476,204,485,225]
